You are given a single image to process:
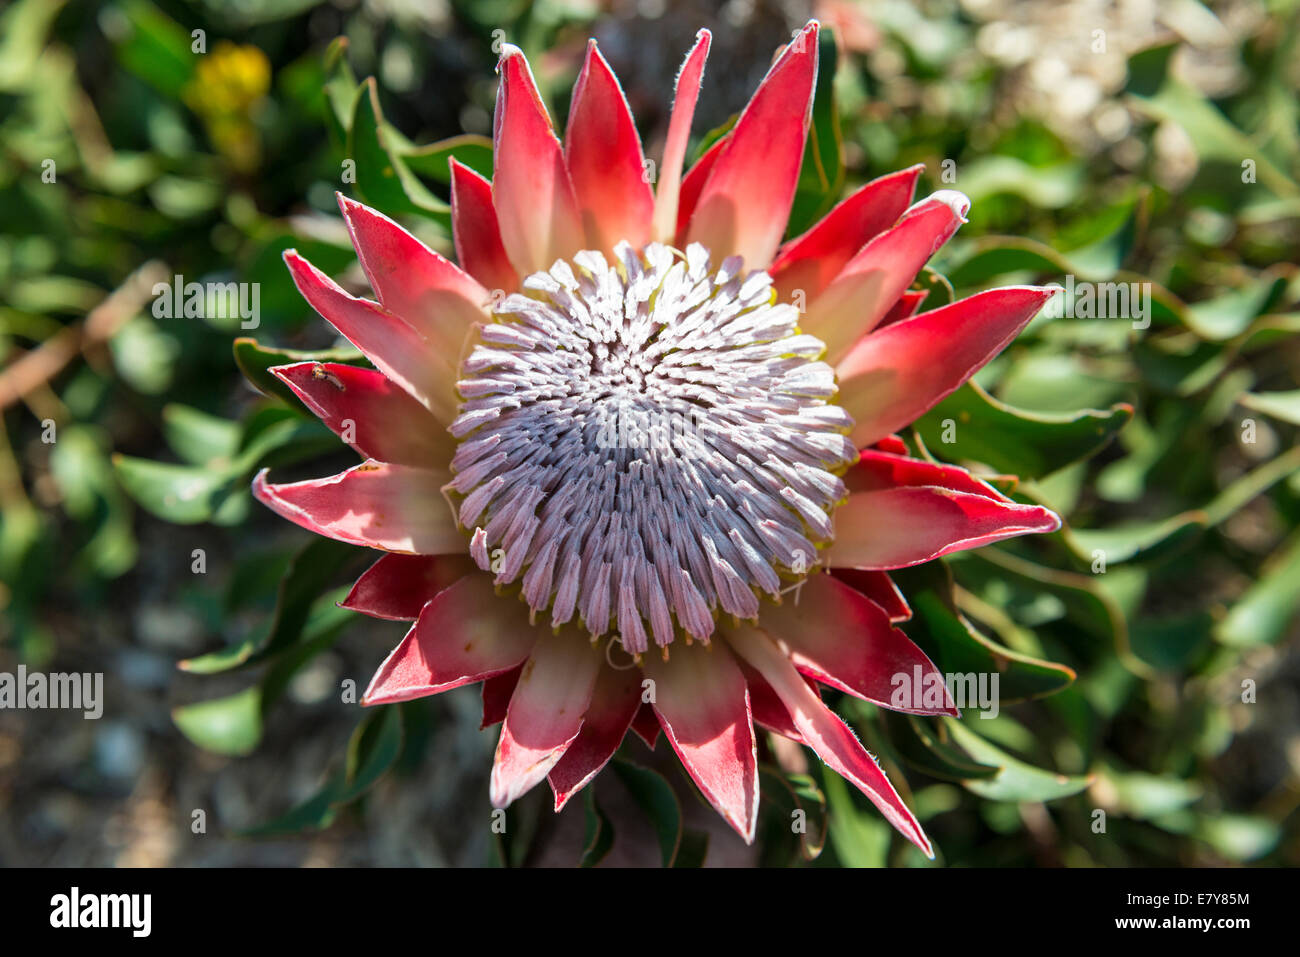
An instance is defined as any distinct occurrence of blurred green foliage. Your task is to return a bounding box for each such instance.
[2,0,1297,867]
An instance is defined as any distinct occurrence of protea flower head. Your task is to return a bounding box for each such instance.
[255,21,1060,857]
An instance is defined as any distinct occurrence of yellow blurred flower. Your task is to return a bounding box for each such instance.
[183,42,271,172]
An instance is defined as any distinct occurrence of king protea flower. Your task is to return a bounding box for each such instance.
[255,21,1060,857]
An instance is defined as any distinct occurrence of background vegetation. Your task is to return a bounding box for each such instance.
[1,0,1298,866]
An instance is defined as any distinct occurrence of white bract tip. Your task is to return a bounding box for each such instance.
[930,189,972,222]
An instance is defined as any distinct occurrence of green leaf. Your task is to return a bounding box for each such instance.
[944,719,1092,802]
[1215,531,1300,648]
[822,771,890,867]
[1239,389,1300,425]
[47,424,138,579]
[673,829,710,868]
[1127,42,1298,198]
[180,537,357,673]
[0,0,66,92]
[1183,272,1289,341]
[241,706,404,836]
[173,592,355,760]
[109,317,180,394]
[337,705,404,804]
[114,405,337,525]
[240,771,345,834]
[243,228,356,330]
[112,455,242,525]
[172,686,263,757]
[1103,767,1201,819]
[113,0,195,98]
[1129,612,1213,671]
[758,766,828,864]
[947,197,1141,287]
[401,133,493,183]
[162,404,242,466]
[1063,513,1207,566]
[955,548,1139,669]
[611,758,683,867]
[995,353,1134,414]
[891,563,1076,703]
[259,587,357,709]
[348,78,449,219]
[579,788,615,868]
[1202,444,1300,527]
[322,36,358,143]
[1195,814,1281,862]
[691,114,737,163]
[232,336,365,409]
[913,381,1131,479]
[882,712,1000,783]
[956,156,1083,209]
[489,794,544,868]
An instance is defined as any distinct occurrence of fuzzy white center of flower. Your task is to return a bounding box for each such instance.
[447,241,856,653]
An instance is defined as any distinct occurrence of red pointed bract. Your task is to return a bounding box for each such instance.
[548,664,642,810]
[565,41,655,253]
[271,362,453,468]
[341,552,476,620]
[684,21,820,269]
[757,574,955,713]
[490,630,602,807]
[728,624,934,858]
[491,46,585,276]
[641,642,759,843]
[450,158,520,295]
[362,575,540,705]
[252,462,460,555]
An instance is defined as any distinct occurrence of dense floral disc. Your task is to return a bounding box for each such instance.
[447,241,856,652]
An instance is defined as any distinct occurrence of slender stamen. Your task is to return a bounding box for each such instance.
[448,241,855,652]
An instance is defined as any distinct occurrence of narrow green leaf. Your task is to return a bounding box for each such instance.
[180,538,356,674]
[232,337,365,409]
[172,686,263,757]
[112,454,239,525]
[348,78,449,219]
[1183,273,1288,341]
[1239,389,1300,425]
[882,712,1001,782]
[239,772,345,836]
[891,563,1076,703]
[611,758,683,867]
[162,404,242,466]
[401,133,493,183]
[580,788,615,867]
[822,771,890,867]
[1064,513,1207,566]
[1215,531,1300,647]
[672,829,710,868]
[913,381,1132,479]
[337,705,404,804]
[114,0,195,98]
[945,719,1092,802]
[239,706,403,836]
[758,765,828,864]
